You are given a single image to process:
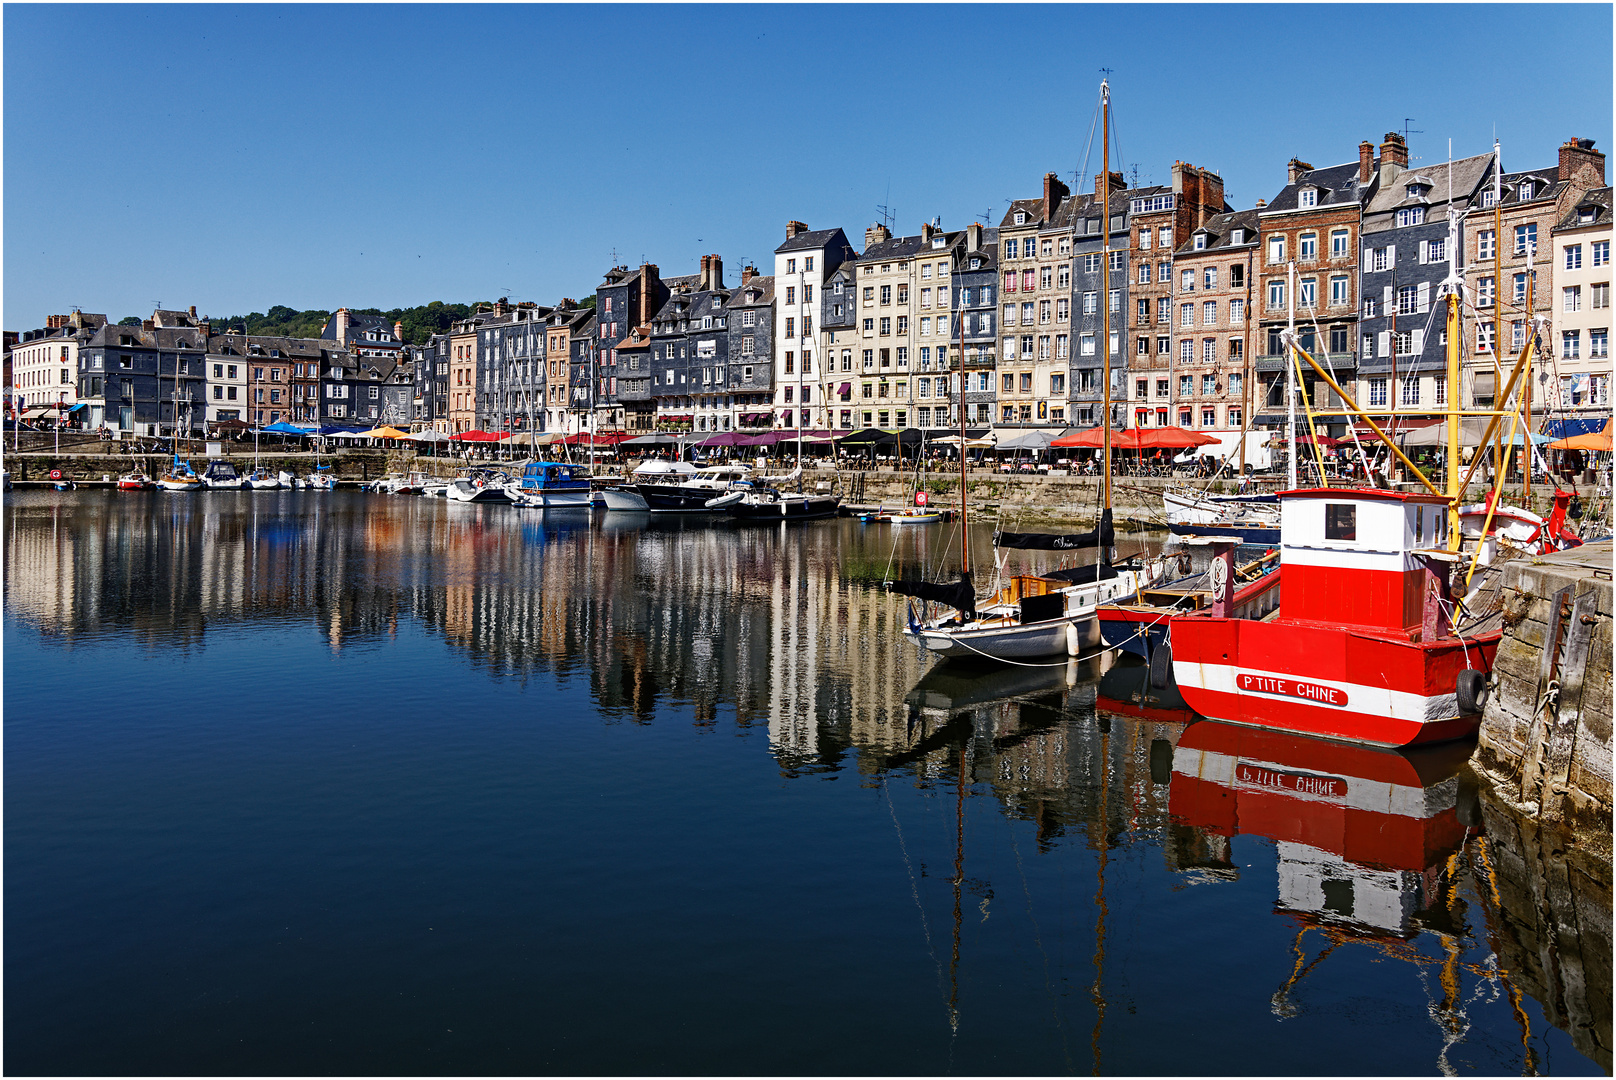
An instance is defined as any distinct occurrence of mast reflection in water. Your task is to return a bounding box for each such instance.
[4,491,1605,1076]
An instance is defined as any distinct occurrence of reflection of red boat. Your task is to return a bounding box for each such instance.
[1169,489,1501,747]
[1169,721,1472,932]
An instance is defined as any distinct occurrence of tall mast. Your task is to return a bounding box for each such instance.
[958,253,970,578]
[1444,201,1463,545]
[1286,260,1298,489]
[797,263,805,482]
[1100,78,1112,510]
[1523,238,1535,502]
[1492,140,1504,485]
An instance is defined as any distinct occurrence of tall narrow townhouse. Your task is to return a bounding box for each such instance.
[568,313,599,431]
[648,258,730,433]
[850,223,941,431]
[543,301,584,432]
[1463,138,1606,416]
[1358,146,1496,420]
[597,263,668,432]
[1124,162,1227,428]
[773,222,852,429]
[203,332,250,427]
[725,267,775,431]
[997,173,1074,428]
[1550,184,1612,426]
[446,311,486,433]
[24,312,104,424]
[910,222,964,430]
[951,222,1000,428]
[1255,142,1381,434]
[479,301,551,433]
[1167,210,1258,437]
[820,258,860,429]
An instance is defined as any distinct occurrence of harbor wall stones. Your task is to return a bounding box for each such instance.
[1474,782,1612,1072]
[1474,539,1613,857]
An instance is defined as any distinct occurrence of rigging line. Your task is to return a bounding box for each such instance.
[1005,808,1076,1074]
[940,590,1202,667]
[1076,91,1103,202]
[879,775,947,998]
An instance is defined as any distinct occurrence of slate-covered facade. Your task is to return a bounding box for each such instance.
[725,268,775,430]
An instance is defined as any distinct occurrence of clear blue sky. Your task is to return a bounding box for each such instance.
[5,4,1611,330]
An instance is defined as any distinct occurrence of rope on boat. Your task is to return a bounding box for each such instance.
[937,590,1203,669]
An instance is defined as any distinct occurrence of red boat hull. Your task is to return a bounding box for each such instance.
[1169,614,1500,747]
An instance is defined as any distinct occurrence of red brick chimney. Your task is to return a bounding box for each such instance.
[1286,158,1314,185]
[785,221,808,240]
[1359,141,1376,184]
[1379,132,1408,169]
[1559,138,1606,184]
[638,263,660,325]
[1092,170,1124,198]
[1043,172,1070,220]
[393,320,405,342]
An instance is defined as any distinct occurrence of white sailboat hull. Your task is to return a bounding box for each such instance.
[907,615,1097,660]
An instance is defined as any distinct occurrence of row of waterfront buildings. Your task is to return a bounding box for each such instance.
[8,133,1611,442]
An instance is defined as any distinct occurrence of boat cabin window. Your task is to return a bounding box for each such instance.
[1414,505,1423,546]
[1324,503,1356,541]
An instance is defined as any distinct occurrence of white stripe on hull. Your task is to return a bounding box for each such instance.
[1173,660,1459,726]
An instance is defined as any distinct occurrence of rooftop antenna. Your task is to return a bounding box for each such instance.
[877,181,896,231]
[1128,164,1141,188]
[1401,118,1423,144]
[608,247,621,266]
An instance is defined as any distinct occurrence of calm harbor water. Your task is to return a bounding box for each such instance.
[4,490,1606,1075]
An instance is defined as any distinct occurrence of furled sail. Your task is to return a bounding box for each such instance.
[888,571,976,618]
[994,509,1114,551]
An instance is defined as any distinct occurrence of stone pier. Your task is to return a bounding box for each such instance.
[1472,539,1613,858]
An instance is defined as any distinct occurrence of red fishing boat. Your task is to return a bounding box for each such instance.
[1168,487,1501,747]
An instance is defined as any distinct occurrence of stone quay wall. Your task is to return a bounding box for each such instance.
[1474,539,1613,858]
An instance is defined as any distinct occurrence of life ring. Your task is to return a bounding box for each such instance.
[474,478,485,489]
[48,469,63,480]
[1457,669,1488,715]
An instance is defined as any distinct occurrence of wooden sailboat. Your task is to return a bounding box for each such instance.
[894,78,1162,661]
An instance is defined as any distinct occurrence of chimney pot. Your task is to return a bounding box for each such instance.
[785,220,808,240]
[1286,157,1314,185]
[1558,137,1606,184]
[1379,132,1408,171]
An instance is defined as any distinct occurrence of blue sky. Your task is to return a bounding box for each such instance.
[5,4,1611,330]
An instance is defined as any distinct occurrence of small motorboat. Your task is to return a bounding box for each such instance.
[446,469,514,503]
[246,467,281,490]
[278,470,300,489]
[305,470,337,490]
[201,461,247,489]
[511,462,592,508]
[881,509,942,524]
[116,472,155,491]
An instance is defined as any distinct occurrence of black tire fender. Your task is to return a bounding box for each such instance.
[1457,669,1488,715]
[1149,641,1172,689]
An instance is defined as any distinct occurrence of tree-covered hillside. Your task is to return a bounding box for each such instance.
[117,296,596,345]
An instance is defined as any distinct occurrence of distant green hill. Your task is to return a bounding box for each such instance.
[196,301,492,346]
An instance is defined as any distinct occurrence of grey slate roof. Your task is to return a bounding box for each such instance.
[776,227,846,254]
[1176,209,1261,255]
[1364,152,1494,217]
[728,275,774,308]
[1261,161,1367,214]
[1554,185,1612,231]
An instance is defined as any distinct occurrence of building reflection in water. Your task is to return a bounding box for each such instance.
[5,492,1605,1071]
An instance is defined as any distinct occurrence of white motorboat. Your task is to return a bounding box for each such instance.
[599,486,650,511]
[246,467,281,490]
[629,461,755,512]
[446,469,514,503]
[278,470,300,489]
[200,461,248,489]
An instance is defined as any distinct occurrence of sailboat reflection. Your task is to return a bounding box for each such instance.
[1094,654,1196,725]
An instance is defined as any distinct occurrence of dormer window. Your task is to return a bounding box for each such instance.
[1230,228,1246,244]
[1193,232,1207,251]
[969,257,982,270]
[1396,206,1425,227]
[1298,188,1317,208]
[1480,189,1496,208]
[1518,181,1534,201]
[1580,207,1597,224]
[931,237,945,249]
[1014,211,1027,225]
